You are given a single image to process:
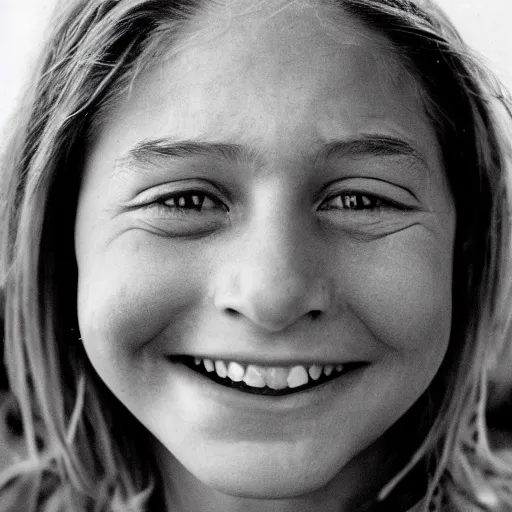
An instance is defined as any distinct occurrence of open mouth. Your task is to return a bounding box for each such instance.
[171,355,368,396]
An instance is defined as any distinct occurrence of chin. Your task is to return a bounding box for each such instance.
[177,444,348,500]
[201,467,331,499]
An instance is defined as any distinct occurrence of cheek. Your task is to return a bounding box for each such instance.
[342,229,453,359]
[76,235,204,370]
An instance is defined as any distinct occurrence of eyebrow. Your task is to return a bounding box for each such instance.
[118,134,427,171]
[118,139,253,169]
[316,135,427,167]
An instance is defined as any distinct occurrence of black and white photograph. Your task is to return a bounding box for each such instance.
[0,1,511,510]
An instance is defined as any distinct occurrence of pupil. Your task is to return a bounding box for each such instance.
[183,194,203,210]
[343,194,373,209]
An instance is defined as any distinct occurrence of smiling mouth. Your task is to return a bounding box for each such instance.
[171,355,368,396]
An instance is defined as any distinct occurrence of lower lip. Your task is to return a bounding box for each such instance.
[168,359,369,413]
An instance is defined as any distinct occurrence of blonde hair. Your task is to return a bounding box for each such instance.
[0,0,511,510]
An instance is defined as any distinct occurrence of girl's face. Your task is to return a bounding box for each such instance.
[75,2,455,503]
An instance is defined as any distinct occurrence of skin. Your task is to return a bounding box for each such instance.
[75,2,456,511]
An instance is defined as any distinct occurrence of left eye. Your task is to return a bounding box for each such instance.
[320,193,386,211]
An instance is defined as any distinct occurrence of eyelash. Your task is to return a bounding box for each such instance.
[320,192,392,211]
[157,190,227,212]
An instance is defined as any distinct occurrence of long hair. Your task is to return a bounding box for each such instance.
[0,0,511,510]
[338,2,512,510]
[0,1,202,509]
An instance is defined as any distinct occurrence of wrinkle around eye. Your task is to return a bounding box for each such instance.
[321,217,424,241]
[126,215,226,239]
[101,224,178,246]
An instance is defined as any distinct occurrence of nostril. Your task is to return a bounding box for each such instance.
[225,308,240,317]
[309,310,322,320]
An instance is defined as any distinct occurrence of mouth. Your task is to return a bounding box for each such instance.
[170,355,368,397]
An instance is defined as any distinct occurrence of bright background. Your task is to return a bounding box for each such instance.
[0,0,511,138]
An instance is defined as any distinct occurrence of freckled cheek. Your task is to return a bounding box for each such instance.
[76,240,206,362]
[342,239,453,355]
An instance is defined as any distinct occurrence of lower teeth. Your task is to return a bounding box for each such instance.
[176,357,357,396]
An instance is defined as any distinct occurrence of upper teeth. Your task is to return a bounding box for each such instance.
[193,358,344,390]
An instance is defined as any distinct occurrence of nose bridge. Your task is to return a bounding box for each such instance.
[247,214,308,299]
[215,198,330,332]
[242,179,309,283]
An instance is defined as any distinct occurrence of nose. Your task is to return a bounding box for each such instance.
[213,219,332,333]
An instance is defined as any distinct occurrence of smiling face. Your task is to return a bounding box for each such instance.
[75,1,455,507]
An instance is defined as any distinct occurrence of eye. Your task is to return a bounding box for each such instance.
[319,192,391,211]
[139,188,230,237]
[161,191,226,212]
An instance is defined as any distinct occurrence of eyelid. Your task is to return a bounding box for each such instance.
[161,189,222,203]
[130,179,230,207]
[319,191,412,211]
[316,178,419,209]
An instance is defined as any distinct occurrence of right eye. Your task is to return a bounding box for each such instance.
[160,191,226,213]
[139,188,229,237]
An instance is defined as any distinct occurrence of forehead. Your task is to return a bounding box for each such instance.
[94,0,439,169]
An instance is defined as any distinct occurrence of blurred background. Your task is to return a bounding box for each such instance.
[0,0,511,139]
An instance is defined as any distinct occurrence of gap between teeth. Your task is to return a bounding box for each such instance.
[193,358,344,390]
